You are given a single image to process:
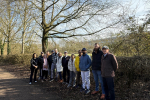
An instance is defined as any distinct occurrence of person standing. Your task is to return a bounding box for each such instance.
[75,50,82,88]
[91,43,105,99]
[29,53,38,84]
[79,48,92,95]
[50,49,58,82]
[67,54,76,88]
[47,50,54,78]
[38,52,44,79]
[62,51,70,85]
[56,52,63,83]
[42,54,49,82]
[101,46,118,100]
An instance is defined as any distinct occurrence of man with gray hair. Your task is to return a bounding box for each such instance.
[101,46,118,100]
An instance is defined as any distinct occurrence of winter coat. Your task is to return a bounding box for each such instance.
[62,56,70,68]
[56,56,63,72]
[101,53,118,77]
[75,55,81,72]
[92,49,103,70]
[68,58,76,72]
[30,58,38,69]
[79,54,92,71]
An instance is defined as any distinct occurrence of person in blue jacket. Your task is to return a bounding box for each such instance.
[79,48,92,95]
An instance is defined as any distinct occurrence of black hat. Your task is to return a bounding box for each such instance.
[51,50,54,53]
[64,51,68,53]
[41,52,44,54]
[82,48,87,51]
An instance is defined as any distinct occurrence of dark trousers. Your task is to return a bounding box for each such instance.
[103,77,115,100]
[30,67,38,82]
[42,70,48,80]
[39,66,42,78]
[63,67,70,83]
[76,71,81,86]
[58,72,62,80]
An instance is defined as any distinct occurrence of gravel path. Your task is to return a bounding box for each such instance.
[0,68,60,100]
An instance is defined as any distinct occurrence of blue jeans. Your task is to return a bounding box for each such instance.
[103,77,115,100]
[92,70,105,94]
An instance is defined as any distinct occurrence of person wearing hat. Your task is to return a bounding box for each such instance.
[101,46,118,100]
[47,50,54,78]
[91,43,105,99]
[62,51,70,85]
[79,48,92,95]
[38,52,44,80]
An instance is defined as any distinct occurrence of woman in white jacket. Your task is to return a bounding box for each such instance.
[56,53,63,83]
[67,54,76,88]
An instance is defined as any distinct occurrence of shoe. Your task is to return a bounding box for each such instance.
[49,78,54,82]
[84,89,90,95]
[65,83,69,86]
[91,91,99,95]
[59,80,63,83]
[80,88,85,92]
[67,85,71,88]
[41,80,44,82]
[100,94,105,99]
[35,81,37,83]
[29,82,32,85]
[38,77,41,80]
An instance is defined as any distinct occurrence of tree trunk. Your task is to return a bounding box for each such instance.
[7,37,10,55]
[42,36,47,53]
[1,44,4,55]
[22,31,25,54]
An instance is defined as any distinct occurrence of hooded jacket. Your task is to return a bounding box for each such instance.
[79,54,92,71]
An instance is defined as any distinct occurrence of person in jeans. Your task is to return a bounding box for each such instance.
[29,53,38,85]
[75,50,82,88]
[38,52,44,80]
[50,49,58,82]
[67,54,76,88]
[91,43,105,99]
[101,46,118,100]
[56,52,63,83]
[79,48,92,95]
[42,54,49,82]
[62,51,70,85]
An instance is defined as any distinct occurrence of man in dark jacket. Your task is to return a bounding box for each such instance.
[47,50,54,78]
[62,51,70,84]
[101,46,118,100]
[38,52,44,79]
[91,43,105,99]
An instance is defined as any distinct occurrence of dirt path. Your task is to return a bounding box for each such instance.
[0,68,60,100]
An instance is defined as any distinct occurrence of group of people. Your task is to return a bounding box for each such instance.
[29,43,118,100]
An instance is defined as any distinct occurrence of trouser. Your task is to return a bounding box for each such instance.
[92,70,105,94]
[51,63,57,79]
[39,66,42,78]
[69,71,76,86]
[48,63,52,77]
[63,67,70,83]
[30,67,38,82]
[103,77,115,100]
[42,70,48,80]
[76,71,81,86]
[81,71,90,90]
[58,72,62,80]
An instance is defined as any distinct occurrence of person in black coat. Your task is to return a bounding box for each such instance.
[38,52,44,79]
[29,53,38,84]
[62,51,70,84]
[47,50,54,77]
[91,43,105,99]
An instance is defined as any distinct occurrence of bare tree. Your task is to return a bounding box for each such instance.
[30,0,121,53]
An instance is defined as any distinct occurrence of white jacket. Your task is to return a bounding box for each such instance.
[56,56,63,72]
[68,58,76,72]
